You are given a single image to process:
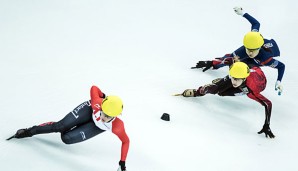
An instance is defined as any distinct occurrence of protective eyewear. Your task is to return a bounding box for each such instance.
[229,75,245,81]
[245,48,260,52]
[100,111,114,119]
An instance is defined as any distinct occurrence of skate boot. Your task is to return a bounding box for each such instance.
[14,128,33,138]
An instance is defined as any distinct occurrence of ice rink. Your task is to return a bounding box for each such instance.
[1,0,298,170]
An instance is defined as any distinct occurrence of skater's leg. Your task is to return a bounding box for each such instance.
[15,101,93,138]
[60,121,105,144]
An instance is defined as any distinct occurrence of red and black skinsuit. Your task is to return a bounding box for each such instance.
[24,86,130,162]
[196,66,272,126]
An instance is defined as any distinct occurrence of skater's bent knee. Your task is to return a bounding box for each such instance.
[52,122,67,132]
[61,134,73,144]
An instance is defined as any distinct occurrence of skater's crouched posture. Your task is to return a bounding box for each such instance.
[183,62,275,138]
[13,85,129,171]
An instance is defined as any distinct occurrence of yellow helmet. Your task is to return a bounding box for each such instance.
[229,62,250,79]
[101,96,123,117]
[243,32,264,49]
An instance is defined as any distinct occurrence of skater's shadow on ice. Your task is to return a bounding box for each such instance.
[34,137,67,148]
[34,137,83,154]
[29,137,95,170]
[181,95,253,128]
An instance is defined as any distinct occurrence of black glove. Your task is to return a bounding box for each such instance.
[191,61,213,72]
[258,124,275,138]
[118,160,126,171]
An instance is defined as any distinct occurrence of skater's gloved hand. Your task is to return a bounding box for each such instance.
[117,161,126,171]
[192,61,213,72]
[275,80,283,96]
[258,124,275,138]
[233,6,244,16]
[182,89,197,97]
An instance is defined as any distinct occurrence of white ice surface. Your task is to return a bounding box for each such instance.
[1,0,298,171]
